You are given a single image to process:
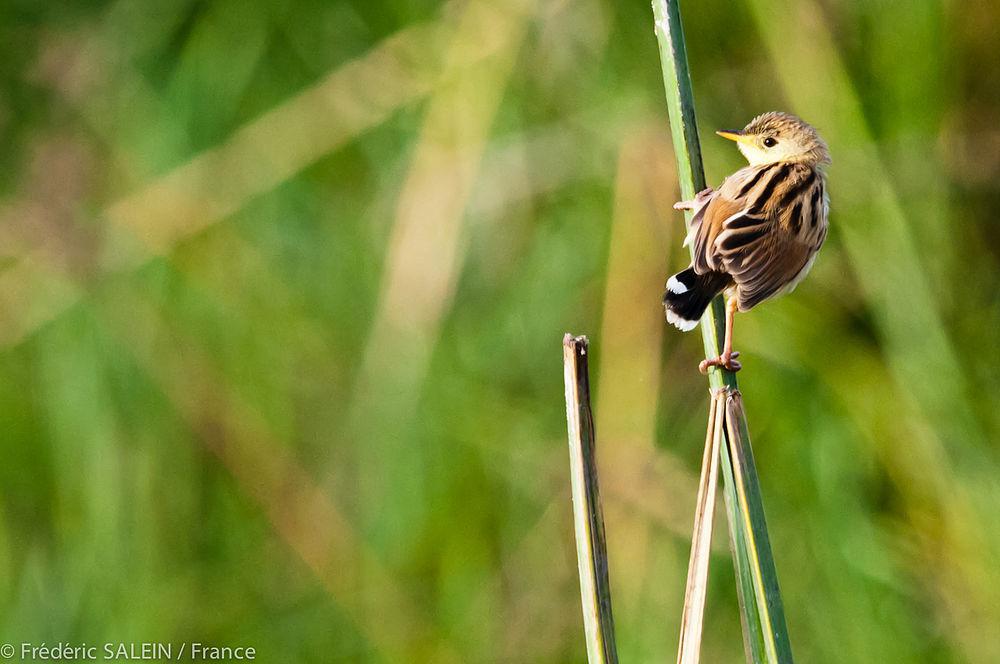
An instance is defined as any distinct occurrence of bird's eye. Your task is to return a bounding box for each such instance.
[762,137,777,148]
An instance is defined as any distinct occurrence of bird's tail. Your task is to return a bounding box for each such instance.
[662,267,731,331]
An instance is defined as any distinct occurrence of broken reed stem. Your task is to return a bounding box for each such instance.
[676,390,726,664]
[651,1,794,662]
[562,334,619,664]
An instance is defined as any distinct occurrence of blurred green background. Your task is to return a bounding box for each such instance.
[1,0,998,661]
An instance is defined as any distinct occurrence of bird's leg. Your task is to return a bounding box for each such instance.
[699,296,742,374]
[673,187,714,211]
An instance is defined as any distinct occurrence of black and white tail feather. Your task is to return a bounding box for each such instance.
[662,268,731,332]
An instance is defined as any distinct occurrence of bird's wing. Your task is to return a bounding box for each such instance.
[690,192,749,274]
[718,223,813,310]
[690,164,773,274]
[692,163,821,311]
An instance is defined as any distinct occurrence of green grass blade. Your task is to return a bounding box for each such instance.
[563,334,620,664]
[650,1,794,661]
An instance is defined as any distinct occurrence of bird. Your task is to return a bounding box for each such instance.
[663,111,830,374]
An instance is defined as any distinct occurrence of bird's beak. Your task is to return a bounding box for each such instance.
[716,129,745,142]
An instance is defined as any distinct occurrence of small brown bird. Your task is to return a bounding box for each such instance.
[664,112,830,373]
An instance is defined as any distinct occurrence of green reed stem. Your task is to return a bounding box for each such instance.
[651,1,794,661]
[562,334,620,664]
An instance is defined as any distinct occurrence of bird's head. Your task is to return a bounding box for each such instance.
[716,112,830,167]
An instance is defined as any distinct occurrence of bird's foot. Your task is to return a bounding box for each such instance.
[673,187,714,211]
[699,350,741,374]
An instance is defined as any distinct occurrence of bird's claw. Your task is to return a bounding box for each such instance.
[698,351,741,374]
[673,187,714,211]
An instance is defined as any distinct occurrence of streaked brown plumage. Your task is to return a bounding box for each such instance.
[663,111,830,373]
